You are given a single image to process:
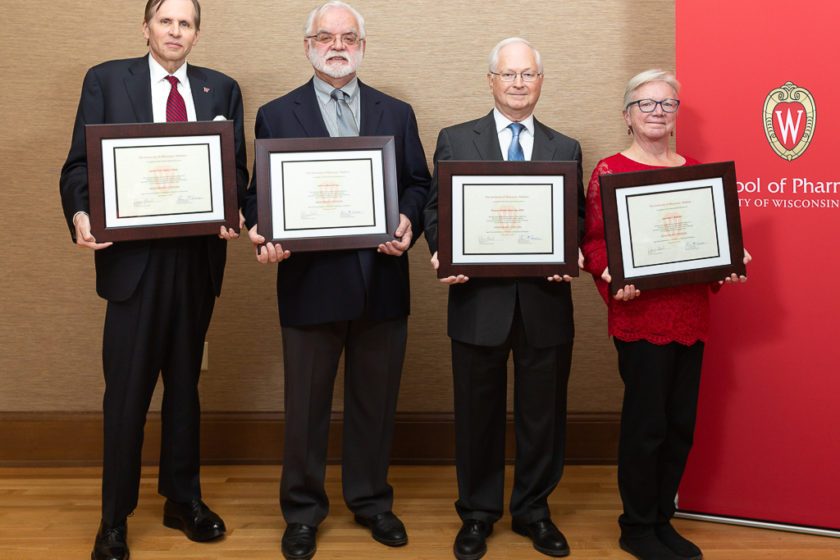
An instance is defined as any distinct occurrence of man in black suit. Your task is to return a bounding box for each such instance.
[59,1,248,559]
[423,38,585,560]
[241,2,430,559]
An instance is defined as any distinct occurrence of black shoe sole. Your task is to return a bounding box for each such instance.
[372,534,408,547]
[512,523,570,557]
[91,551,129,560]
[163,515,225,542]
[453,544,486,560]
[281,547,316,560]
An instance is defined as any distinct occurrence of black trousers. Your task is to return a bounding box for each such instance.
[451,310,572,525]
[100,238,214,525]
[279,317,407,526]
[614,338,705,537]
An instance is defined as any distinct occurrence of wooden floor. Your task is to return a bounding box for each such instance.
[0,465,837,559]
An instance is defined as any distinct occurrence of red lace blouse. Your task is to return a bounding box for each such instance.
[581,153,717,345]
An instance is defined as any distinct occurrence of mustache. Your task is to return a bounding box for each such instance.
[324,50,350,61]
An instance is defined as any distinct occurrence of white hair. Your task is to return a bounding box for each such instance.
[488,37,543,74]
[623,69,680,108]
[304,1,366,38]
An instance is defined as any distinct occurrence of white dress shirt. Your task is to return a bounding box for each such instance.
[493,108,535,161]
[149,55,197,123]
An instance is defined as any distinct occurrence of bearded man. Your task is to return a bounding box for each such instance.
[240,2,430,559]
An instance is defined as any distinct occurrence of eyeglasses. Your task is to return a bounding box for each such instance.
[490,71,542,82]
[306,32,363,46]
[626,98,680,113]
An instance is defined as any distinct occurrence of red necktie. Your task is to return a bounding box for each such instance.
[165,76,187,122]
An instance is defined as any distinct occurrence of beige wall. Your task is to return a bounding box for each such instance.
[0,1,674,414]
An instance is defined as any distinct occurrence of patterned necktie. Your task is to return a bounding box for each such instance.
[330,88,359,137]
[508,122,525,161]
[165,76,187,122]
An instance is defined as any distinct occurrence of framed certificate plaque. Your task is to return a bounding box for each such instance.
[436,160,579,278]
[599,161,746,291]
[85,120,239,241]
[254,136,400,252]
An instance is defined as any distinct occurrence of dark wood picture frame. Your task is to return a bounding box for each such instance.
[437,160,579,278]
[86,121,239,242]
[600,161,746,292]
[255,136,399,252]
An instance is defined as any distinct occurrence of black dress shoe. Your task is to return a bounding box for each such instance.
[282,523,317,560]
[655,523,703,560]
[91,519,128,560]
[163,499,226,542]
[512,518,570,557]
[453,519,492,560]
[619,534,683,560]
[354,511,408,546]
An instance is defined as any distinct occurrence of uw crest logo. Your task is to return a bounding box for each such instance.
[763,81,816,161]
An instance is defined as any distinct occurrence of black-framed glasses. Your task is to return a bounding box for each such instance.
[490,71,542,83]
[305,32,362,46]
[626,98,680,113]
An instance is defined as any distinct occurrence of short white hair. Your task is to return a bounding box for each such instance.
[304,1,366,38]
[623,69,680,108]
[488,37,543,74]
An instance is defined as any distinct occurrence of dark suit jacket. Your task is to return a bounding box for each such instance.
[423,111,585,348]
[60,55,249,302]
[242,79,431,327]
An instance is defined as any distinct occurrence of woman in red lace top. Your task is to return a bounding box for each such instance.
[581,69,750,560]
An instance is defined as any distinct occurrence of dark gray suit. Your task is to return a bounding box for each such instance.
[243,79,430,526]
[423,111,584,524]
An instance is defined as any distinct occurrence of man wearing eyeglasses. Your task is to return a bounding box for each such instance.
[241,2,430,559]
[424,38,585,560]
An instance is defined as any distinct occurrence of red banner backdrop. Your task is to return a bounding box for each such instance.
[675,1,840,532]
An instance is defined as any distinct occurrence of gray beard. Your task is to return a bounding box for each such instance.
[309,49,362,79]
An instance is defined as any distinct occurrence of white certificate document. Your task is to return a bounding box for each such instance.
[113,144,212,217]
[462,183,554,255]
[281,158,375,229]
[626,187,720,267]
[451,175,565,264]
[615,178,732,278]
[100,135,225,228]
[269,150,387,239]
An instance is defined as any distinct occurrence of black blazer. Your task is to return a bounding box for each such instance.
[60,55,249,302]
[242,79,431,327]
[423,111,585,348]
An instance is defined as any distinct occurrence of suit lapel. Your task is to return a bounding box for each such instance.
[357,80,383,135]
[293,79,330,137]
[472,111,504,160]
[124,56,153,123]
[187,65,214,121]
[531,118,559,161]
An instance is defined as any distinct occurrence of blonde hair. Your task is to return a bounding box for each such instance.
[623,69,680,108]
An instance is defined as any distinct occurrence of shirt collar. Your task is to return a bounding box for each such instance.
[493,108,535,136]
[148,54,189,85]
[313,75,359,101]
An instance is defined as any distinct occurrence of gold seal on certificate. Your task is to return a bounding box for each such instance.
[600,161,746,290]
